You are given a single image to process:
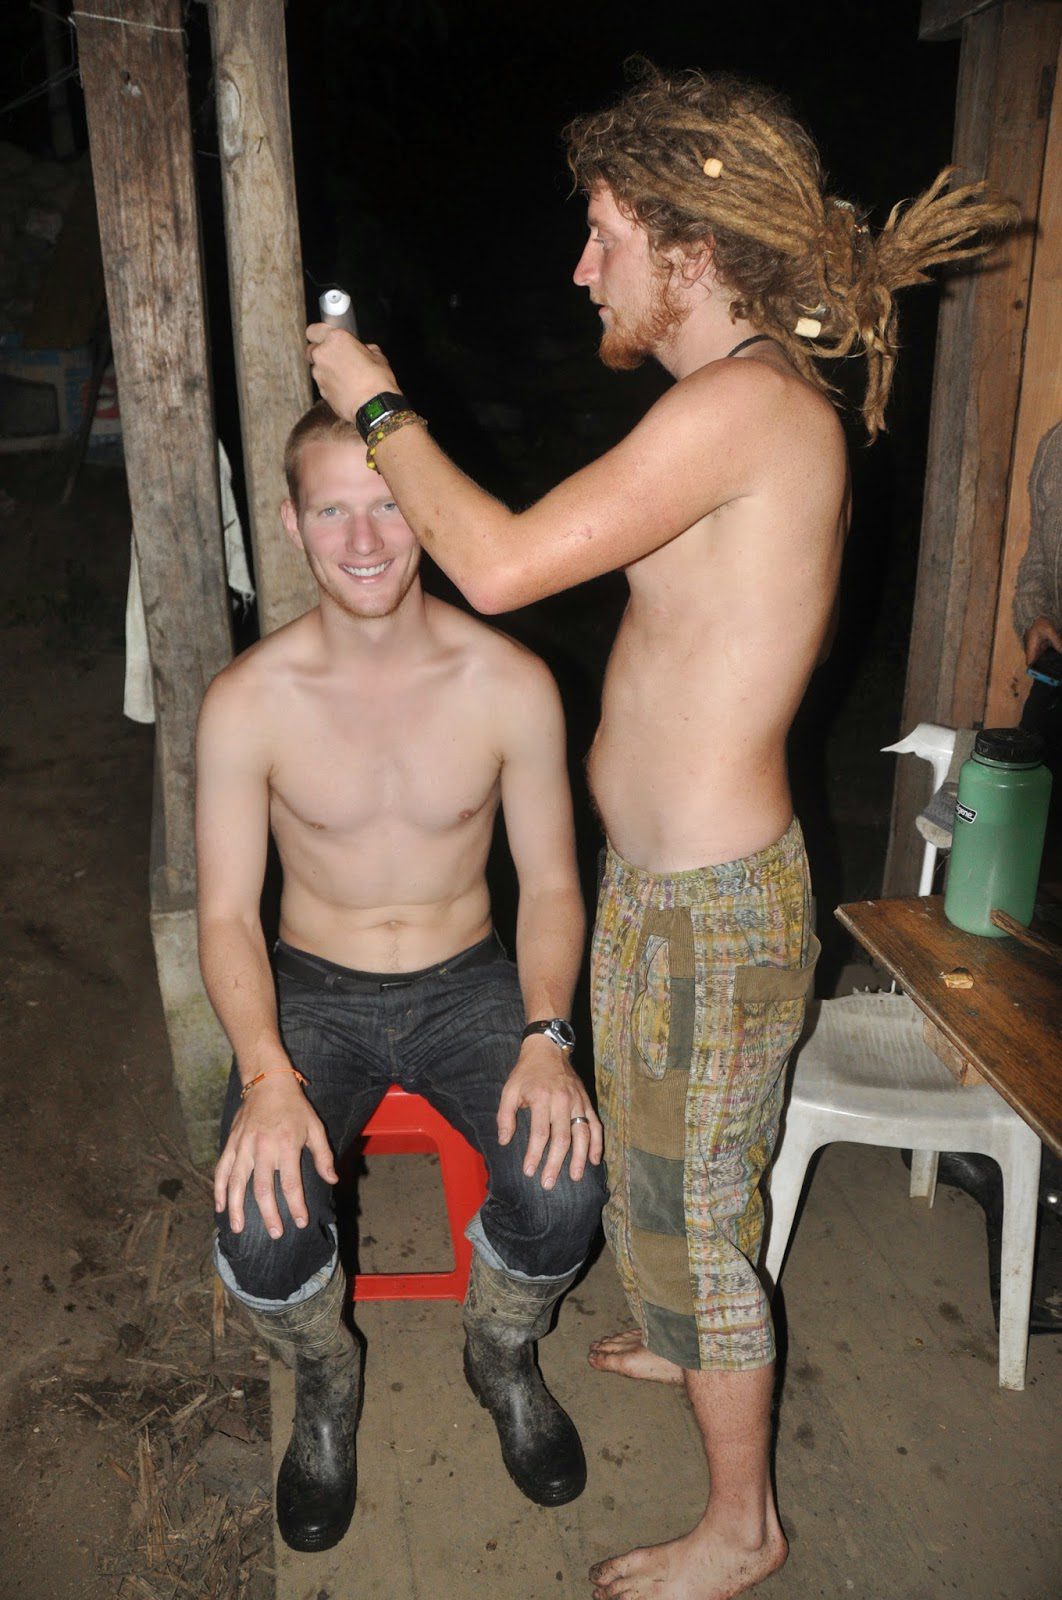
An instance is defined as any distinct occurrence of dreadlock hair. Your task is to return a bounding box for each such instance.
[284,399,362,504]
[565,60,1020,440]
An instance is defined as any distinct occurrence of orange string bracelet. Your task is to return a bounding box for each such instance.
[240,1067,310,1100]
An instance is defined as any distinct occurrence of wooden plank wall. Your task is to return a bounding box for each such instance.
[208,0,317,633]
[985,33,1062,724]
[884,0,1061,895]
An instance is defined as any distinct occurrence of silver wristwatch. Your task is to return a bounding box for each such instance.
[521,1018,576,1052]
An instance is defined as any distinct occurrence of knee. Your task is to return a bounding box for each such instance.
[215,1159,334,1303]
[516,1158,606,1270]
[550,1157,608,1243]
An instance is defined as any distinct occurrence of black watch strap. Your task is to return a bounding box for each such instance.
[521,1018,576,1052]
[355,391,409,442]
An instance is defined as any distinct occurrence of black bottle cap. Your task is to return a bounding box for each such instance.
[973,727,1045,766]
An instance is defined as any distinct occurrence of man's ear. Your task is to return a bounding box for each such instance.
[679,237,715,286]
[280,498,304,551]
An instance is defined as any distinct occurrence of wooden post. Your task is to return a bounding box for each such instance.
[208,0,317,633]
[985,34,1062,724]
[883,0,1061,895]
[76,0,233,1159]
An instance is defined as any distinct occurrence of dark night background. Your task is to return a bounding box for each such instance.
[2,0,963,990]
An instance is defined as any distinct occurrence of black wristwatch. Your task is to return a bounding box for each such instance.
[521,1018,576,1052]
[355,391,409,442]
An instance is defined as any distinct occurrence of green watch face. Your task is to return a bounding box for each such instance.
[361,396,390,427]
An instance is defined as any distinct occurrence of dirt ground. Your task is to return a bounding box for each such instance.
[0,456,272,1599]
[2,452,1058,1600]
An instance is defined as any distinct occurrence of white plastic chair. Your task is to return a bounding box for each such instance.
[764,723,1044,1390]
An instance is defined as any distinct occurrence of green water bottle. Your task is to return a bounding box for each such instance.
[943,728,1052,937]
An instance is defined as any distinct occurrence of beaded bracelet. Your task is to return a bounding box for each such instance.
[240,1067,310,1100]
[365,409,427,472]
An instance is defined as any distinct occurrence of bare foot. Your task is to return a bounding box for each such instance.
[589,1519,788,1600]
[588,1330,685,1385]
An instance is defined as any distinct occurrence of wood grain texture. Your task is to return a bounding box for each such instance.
[208,0,317,633]
[837,895,1062,1155]
[884,2,1061,896]
[76,0,233,909]
[919,0,1003,43]
[985,32,1062,726]
[921,1014,986,1084]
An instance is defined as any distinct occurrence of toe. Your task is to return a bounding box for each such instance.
[589,1554,627,1584]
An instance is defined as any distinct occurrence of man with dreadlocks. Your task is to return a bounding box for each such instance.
[306,61,1015,1600]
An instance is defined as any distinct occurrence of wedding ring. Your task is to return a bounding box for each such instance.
[570,1115,590,1126]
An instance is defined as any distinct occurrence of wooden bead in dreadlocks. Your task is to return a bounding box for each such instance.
[565,59,1019,439]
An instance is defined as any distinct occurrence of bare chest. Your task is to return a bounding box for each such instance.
[269,693,501,839]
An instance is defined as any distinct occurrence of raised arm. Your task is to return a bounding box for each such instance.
[196,667,337,1236]
[305,327,765,613]
[489,648,601,1189]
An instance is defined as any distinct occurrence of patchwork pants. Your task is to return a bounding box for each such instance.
[591,819,817,1371]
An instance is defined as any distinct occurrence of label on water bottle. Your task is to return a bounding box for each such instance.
[955,801,977,824]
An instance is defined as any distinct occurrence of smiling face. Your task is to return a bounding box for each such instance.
[281,439,422,621]
[572,185,690,370]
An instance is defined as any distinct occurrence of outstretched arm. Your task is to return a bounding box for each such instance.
[196,670,338,1237]
[490,650,601,1190]
[305,326,760,612]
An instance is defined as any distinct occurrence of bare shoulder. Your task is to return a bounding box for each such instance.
[198,609,322,727]
[682,351,844,456]
[425,598,562,719]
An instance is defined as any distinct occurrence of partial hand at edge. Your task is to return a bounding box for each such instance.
[214,1074,338,1239]
[1025,615,1062,667]
[305,324,399,423]
[496,1037,604,1192]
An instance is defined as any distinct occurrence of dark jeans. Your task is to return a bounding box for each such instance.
[215,934,605,1306]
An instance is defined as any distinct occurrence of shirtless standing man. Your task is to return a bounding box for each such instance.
[305,64,1014,1599]
[198,402,605,1553]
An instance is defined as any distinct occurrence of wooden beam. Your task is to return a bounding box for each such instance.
[986,33,1062,725]
[920,0,1003,43]
[76,0,232,902]
[883,1,1061,896]
[208,0,317,633]
[76,0,234,1157]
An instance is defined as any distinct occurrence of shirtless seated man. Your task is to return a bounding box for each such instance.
[197,401,605,1553]
[305,63,1013,1600]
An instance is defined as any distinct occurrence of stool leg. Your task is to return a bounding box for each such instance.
[909,1149,940,1206]
[996,1130,1041,1391]
[763,1127,820,1288]
[437,1134,486,1299]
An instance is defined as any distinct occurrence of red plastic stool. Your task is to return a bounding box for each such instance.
[352,1086,487,1302]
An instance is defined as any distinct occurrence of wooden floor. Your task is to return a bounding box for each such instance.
[269,1141,1060,1600]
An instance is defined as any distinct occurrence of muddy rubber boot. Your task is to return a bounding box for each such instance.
[462,1252,586,1506]
[248,1262,362,1553]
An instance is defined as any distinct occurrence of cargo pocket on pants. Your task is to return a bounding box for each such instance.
[732,933,820,1007]
[729,933,821,1074]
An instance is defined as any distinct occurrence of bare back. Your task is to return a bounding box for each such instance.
[587,349,849,869]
